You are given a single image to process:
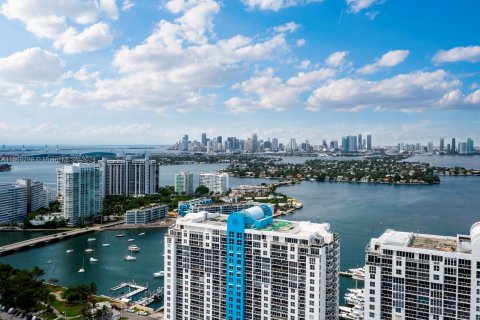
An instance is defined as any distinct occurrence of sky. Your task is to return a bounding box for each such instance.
[0,0,479,146]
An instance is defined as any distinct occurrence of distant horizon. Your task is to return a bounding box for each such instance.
[0,1,479,145]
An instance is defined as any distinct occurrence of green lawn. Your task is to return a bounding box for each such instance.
[40,311,58,320]
[50,300,83,317]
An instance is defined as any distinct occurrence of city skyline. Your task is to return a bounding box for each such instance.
[0,1,479,145]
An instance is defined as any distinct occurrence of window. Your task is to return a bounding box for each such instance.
[434,275,439,280]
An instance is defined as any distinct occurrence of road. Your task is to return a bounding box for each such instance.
[0,221,124,256]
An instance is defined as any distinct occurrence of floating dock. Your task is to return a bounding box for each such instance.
[110,282,148,300]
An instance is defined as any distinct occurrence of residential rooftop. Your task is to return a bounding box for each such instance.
[370,229,472,254]
[177,209,335,242]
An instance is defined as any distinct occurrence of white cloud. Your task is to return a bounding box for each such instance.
[225,67,335,113]
[0,0,117,53]
[61,23,114,54]
[432,46,480,64]
[299,60,311,69]
[51,88,90,109]
[122,0,135,11]
[74,66,100,82]
[365,11,379,20]
[274,22,301,34]
[358,49,409,74]
[242,0,322,11]
[306,70,472,112]
[296,39,306,47]
[99,0,119,20]
[50,0,293,113]
[346,0,382,13]
[0,47,64,85]
[325,51,349,68]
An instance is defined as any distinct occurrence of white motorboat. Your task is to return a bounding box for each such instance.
[85,248,94,252]
[116,234,125,238]
[90,257,98,262]
[139,232,145,236]
[128,245,140,252]
[127,238,135,242]
[153,271,164,278]
[87,238,96,241]
[66,249,74,253]
[124,255,136,261]
[102,243,110,247]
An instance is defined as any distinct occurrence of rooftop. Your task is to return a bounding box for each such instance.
[409,235,457,253]
[178,210,334,241]
[372,229,468,253]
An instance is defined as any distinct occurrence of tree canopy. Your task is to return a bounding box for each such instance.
[0,263,50,311]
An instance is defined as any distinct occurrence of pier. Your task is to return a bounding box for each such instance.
[0,221,124,256]
[111,282,148,300]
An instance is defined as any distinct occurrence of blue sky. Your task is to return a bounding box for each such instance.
[0,0,479,146]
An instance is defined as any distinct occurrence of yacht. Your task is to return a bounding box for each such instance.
[153,271,164,278]
[124,255,136,261]
[128,245,140,252]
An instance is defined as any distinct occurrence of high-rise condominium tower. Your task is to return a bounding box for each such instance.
[174,171,194,195]
[164,205,340,320]
[100,156,160,197]
[57,163,102,226]
[364,223,480,320]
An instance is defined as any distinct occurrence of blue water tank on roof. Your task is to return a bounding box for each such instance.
[243,206,265,220]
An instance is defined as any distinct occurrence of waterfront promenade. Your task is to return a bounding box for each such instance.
[0,221,124,255]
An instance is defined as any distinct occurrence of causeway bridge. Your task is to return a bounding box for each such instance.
[0,220,124,256]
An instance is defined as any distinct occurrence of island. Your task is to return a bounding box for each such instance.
[224,155,480,185]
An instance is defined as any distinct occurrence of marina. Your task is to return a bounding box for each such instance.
[340,288,365,320]
[110,282,148,300]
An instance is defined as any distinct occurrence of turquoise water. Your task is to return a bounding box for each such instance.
[0,228,167,302]
[1,156,479,305]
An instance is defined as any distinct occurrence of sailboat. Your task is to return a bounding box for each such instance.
[102,235,110,247]
[124,247,137,261]
[85,242,94,252]
[90,251,98,263]
[78,259,85,273]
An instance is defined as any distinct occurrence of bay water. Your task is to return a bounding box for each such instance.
[0,155,479,305]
